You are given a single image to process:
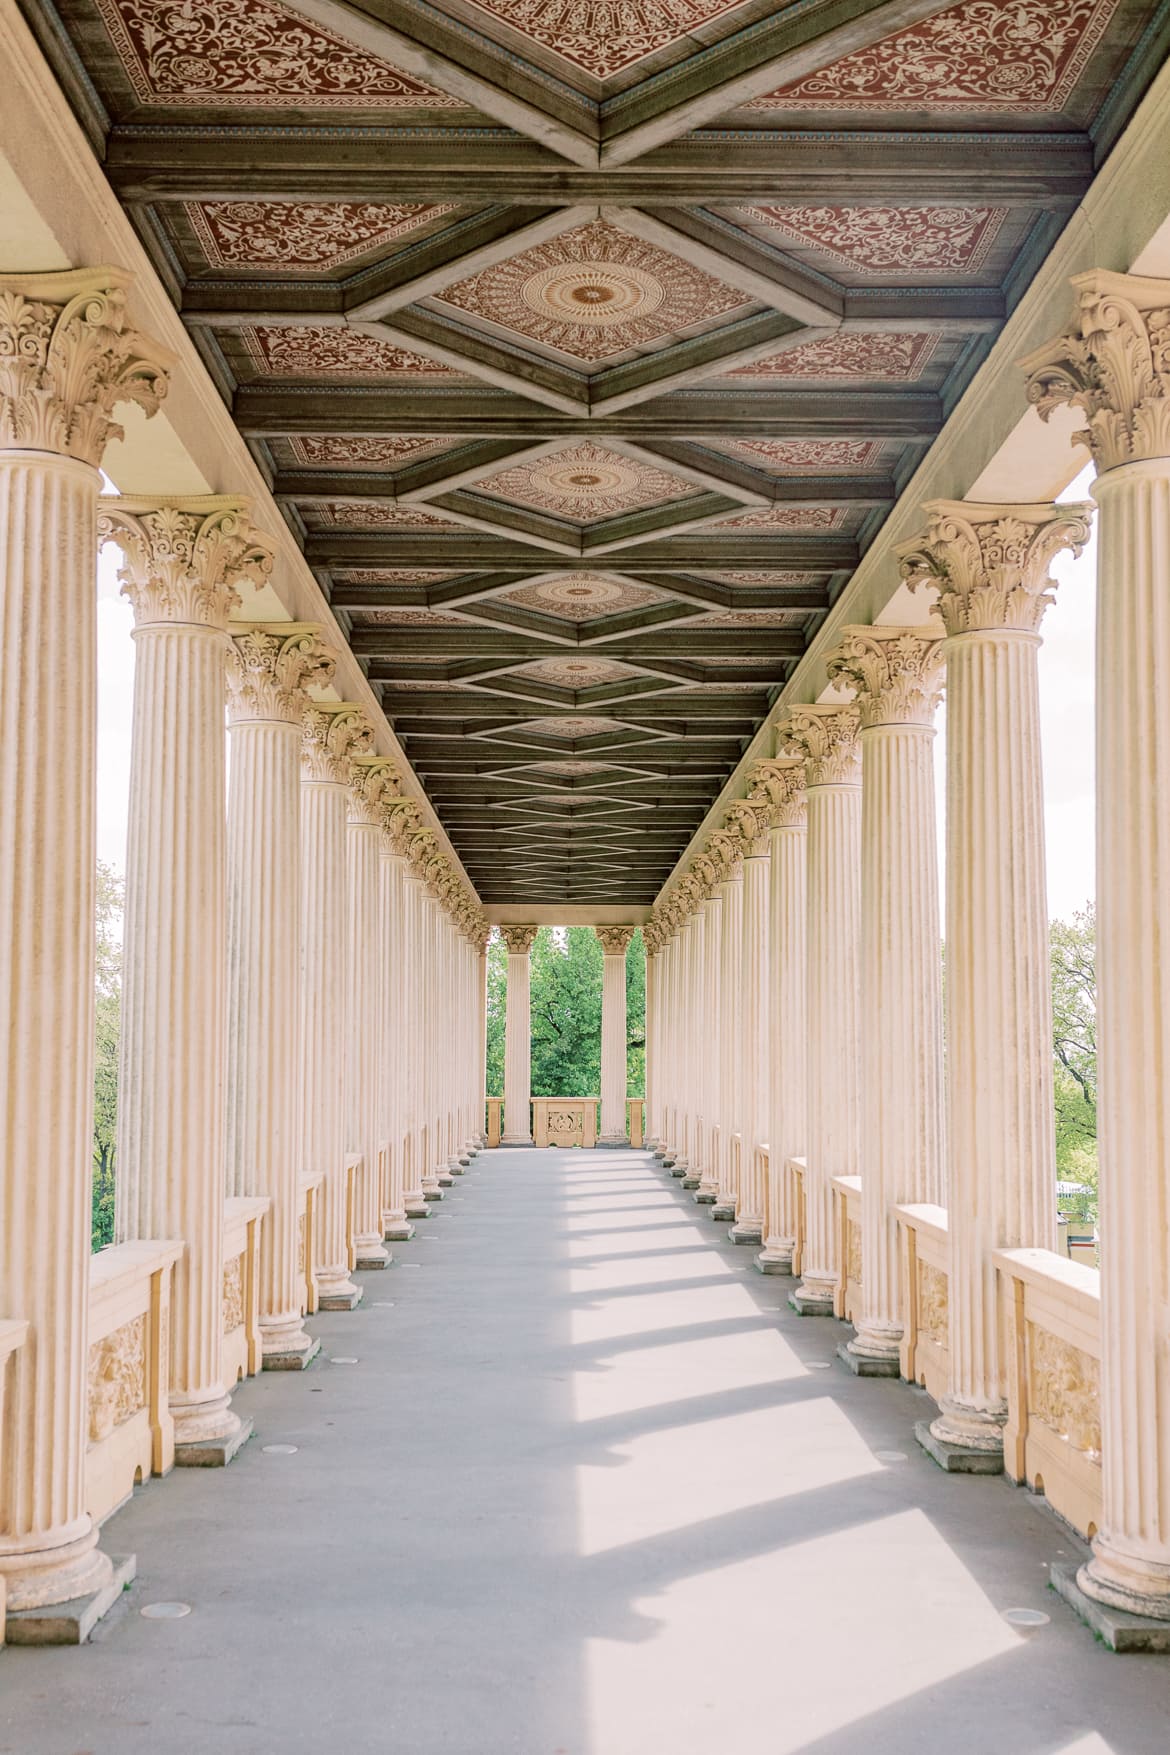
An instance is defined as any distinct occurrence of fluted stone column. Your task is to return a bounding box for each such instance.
[670,907,697,1177]
[596,926,635,1143]
[755,758,806,1274]
[711,838,744,1223]
[401,862,429,1217]
[346,753,396,1268]
[781,706,862,1315]
[828,628,946,1373]
[102,494,271,1464]
[0,269,168,1617]
[300,704,371,1308]
[1025,270,1170,1617]
[677,897,704,1180]
[899,497,1091,1464]
[643,925,660,1148]
[225,624,334,1369]
[694,886,723,1202]
[381,801,420,1240]
[502,925,537,1144]
[656,925,678,1161]
[726,799,770,1245]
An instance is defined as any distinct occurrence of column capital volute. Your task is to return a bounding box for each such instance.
[1019,268,1170,473]
[300,701,373,784]
[779,704,862,787]
[708,829,744,884]
[381,797,421,856]
[500,924,538,955]
[0,267,171,467]
[691,850,720,900]
[725,799,769,858]
[348,754,400,825]
[896,499,1093,636]
[752,753,807,827]
[827,625,945,728]
[595,924,636,957]
[99,494,274,629]
[676,873,704,919]
[225,623,335,725]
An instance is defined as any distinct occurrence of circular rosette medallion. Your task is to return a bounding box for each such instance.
[521,262,665,328]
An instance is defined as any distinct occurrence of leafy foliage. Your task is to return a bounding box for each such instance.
[1050,904,1097,1203]
[93,861,123,1251]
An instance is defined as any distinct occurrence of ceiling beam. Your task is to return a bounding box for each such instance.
[308,534,858,568]
[350,627,804,657]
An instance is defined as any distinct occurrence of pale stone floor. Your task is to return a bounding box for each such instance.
[5,1152,1170,1755]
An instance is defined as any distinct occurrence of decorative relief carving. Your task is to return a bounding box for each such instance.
[547,1103,586,1142]
[498,574,663,621]
[474,442,698,523]
[780,705,862,787]
[708,828,744,883]
[348,755,401,824]
[727,206,1006,277]
[595,924,636,955]
[746,756,806,828]
[1028,1323,1101,1458]
[227,624,335,724]
[288,436,452,469]
[897,499,1093,634]
[708,438,883,472]
[500,924,539,954]
[712,505,846,531]
[728,332,938,382]
[725,799,769,858]
[918,1261,949,1350]
[516,656,634,689]
[826,626,945,728]
[847,1219,863,1288]
[187,201,455,272]
[301,703,374,785]
[297,1212,306,1274]
[1020,269,1170,472]
[463,0,754,78]
[88,1314,148,1444]
[0,269,169,465]
[99,496,273,628]
[382,800,422,857]
[223,1256,245,1332]
[240,326,465,380]
[315,502,464,529]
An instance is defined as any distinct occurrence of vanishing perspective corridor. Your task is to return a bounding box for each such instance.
[4,1150,1169,1755]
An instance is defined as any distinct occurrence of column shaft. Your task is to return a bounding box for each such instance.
[502,927,536,1144]
[732,834,769,1243]
[713,865,744,1221]
[597,927,635,1143]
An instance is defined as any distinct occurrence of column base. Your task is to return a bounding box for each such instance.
[262,1335,322,1373]
[729,1221,763,1246]
[1051,1563,1170,1650]
[788,1284,835,1317]
[670,1163,689,1180]
[404,1193,430,1219]
[174,1414,254,1469]
[660,1153,676,1169]
[354,1241,390,1270]
[437,1173,455,1187]
[500,1135,533,1147]
[318,1282,364,1311]
[693,1189,717,1205]
[837,1340,899,1378]
[597,1133,628,1147]
[4,1554,136,1647]
[711,1201,735,1222]
[680,1172,701,1189]
[422,1188,444,1203]
[914,1420,1003,1475]
[756,1245,793,1275]
[383,1218,416,1242]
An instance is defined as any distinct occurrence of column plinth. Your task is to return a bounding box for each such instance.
[501,925,537,1144]
[596,926,635,1143]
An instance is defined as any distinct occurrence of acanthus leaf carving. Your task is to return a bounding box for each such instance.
[348,753,400,824]
[748,755,806,827]
[707,829,744,884]
[779,704,862,786]
[500,924,538,955]
[724,799,769,858]
[382,797,421,856]
[897,499,1093,636]
[301,702,374,784]
[226,623,336,724]
[99,495,274,628]
[595,925,636,956]
[87,1313,148,1444]
[826,625,945,728]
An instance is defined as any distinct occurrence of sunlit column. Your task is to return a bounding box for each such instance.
[475,928,489,1147]
[694,883,723,1203]
[827,628,945,1371]
[756,758,806,1273]
[501,924,537,1144]
[711,835,744,1223]
[656,924,678,1160]
[899,496,1091,1463]
[344,751,395,1269]
[671,908,697,1176]
[643,924,660,1147]
[401,862,428,1217]
[1025,270,1170,1612]
[726,796,770,1244]
[299,703,372,1307]
[681,894,707,1180]
[780,706,862,1314]
[379,800,419,1241]
[0,269,168,1613]
[225,624,335,1368]
[596,925,635,1143]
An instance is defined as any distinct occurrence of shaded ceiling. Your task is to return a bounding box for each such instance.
[24,0,1169,905]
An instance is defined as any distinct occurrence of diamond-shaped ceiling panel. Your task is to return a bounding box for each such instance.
[497,574,665,621]
[185,201,456,272]
[515,657,640,689]
[460,0,756,78]
[471,443,700,524]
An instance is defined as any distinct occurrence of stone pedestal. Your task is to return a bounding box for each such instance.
[226,624,335,1369]
[502,925,537,1144]
[900,497,1091,1459]
[0,269,169,1619]
[347,755,396,1270]
[103,493,272,1463]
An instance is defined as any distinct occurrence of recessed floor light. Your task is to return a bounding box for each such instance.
[807,1361,832,1370]
[262,1443,298,1455]
[330,1356,359,1365]
[141,1602,191,1619]
[1002,1608,1050,1627]
[875,1450,907,1463]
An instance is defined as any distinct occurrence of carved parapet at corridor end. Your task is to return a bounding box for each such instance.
[827,627,946,728]
[1020,269,1170,471]
[99,496,274,628]
[348,754,401,825]
[897,500,1093,636]
[226,624,335,724]
[301,703,374,785]
[0,267,171,464]
[780,705,862,787]
[500,924,539,954]
[595,925,636,956]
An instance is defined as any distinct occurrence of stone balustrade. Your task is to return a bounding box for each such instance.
[533,1097,598,1150]
[222,1198,269,1388]
[86,1240,183,1525]
[832,1177,863,1327]
[298,1172,325,1318]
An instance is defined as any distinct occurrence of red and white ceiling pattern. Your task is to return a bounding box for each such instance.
[497,575,665,620]
[240,327,467,380]
[471,443,700,524]
[186,202,456,272]
[287,436,455,468]
[721,205,1007,277]
[705,439,886,473]
[461,0,754,78]
[727,332,940,381]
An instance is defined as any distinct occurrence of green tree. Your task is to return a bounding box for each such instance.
[625,928,646,1098]
[93,861,123,1251]
[1050,904,1097,1201]
[485,928,507,1097]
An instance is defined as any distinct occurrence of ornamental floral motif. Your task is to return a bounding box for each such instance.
[464,0,754,78]
[95,0,467,108]
[348,755,401,824]
[227,625,336,724]
[186,201,455,272]
[355,608,466,624]
[725,799,769,857]
[826,626,945,728]
[701,570,819,585]
[745,756,806,827]
[88,1314,148,1443]
[730,205,1006,277]
[728,332,938,381]
[698,610,802,626]
[779,705,862,786]
[1028,1324,1101,1458]
[743,0,1118,114]
[474,442,698,523]
[500,924,539,953]
[517,656,635,689]
[315,503,464,529]
[435,218,751,365]
[332,569,459,584]
[288,436,453,468]
[515,716,618,737]
[498,574,663,621]
[708,438,883,472]
[711,505,846,531]
[918,1260,949,1349]
[99,495,273,628]
[0,270,169,465]
[897,499,1093,634]
[383,799,422,856]
[240,326,464,380]
[223,1256,245,1332]
[595,925,636,955]
[301,704,374,784]
[847,1219,863,1288]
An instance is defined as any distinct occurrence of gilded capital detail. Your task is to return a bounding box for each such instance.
[348,754,400,825]
[0,268,171,465]
[827,626,945,728]
[780,705,862,786]
[595,925,636,956]
[1020,269,1170,472]
[99,495,274,628]
[501,924,538,955]
[226,624,335,725]
[301,703,374,784]
[897,499,1092,636]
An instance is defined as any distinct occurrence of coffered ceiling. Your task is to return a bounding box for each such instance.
[24,0,1169,904]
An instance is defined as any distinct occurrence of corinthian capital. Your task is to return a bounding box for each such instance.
[348,755,400,824]
[780,704,862,786]
[595,925,636,957]
[1019,269,1170,472]
[99,495,273,628]
[725,799,769,857]
[226,624,335,725]
[708,829,744,882]
[0,268,171,466]
[750,754,806,827]
[500,924,538,955]
[897,500,1092,637]
[827,626,945,728]
[301,703,373,784]
[382,798,421,856]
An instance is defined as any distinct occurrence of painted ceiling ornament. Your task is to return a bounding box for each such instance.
[226,623,336,724]
[315,503,464,529]
[517,656,635,689]
[743,0,1118,114]
[595,925,636,956]
[698,610,801,627]
[729,332,938,381]
[436,218,751,365]
[332,569,459,585]
[95,0,467,108]
[241,326,464,381]
[288,436,452,468]
[0,268,170,465]
[896,499,1093,635]
[99,494,273,628]
[826,626,946,729]
[711,505,846,531]
[700,571,819,586]
[462,0,755,78]
[300,703,375,785]
[515,716,619,738]
[779,704,863,787]
[500,924,539,954]
[500,574,662,621]
[1019,268,1170,472]
[475,442,697,524]
[348,754,401,825]
[710,439,882,472]
[729,206,1006,277]
[186,202,455,273]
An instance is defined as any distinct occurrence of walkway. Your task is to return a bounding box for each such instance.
[4,1151,1169,1755]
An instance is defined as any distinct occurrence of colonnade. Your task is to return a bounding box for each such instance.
[0,268,486,1620]
[647,266,1170,1626]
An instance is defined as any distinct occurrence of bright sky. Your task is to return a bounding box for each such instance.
[95,466,1099,922]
